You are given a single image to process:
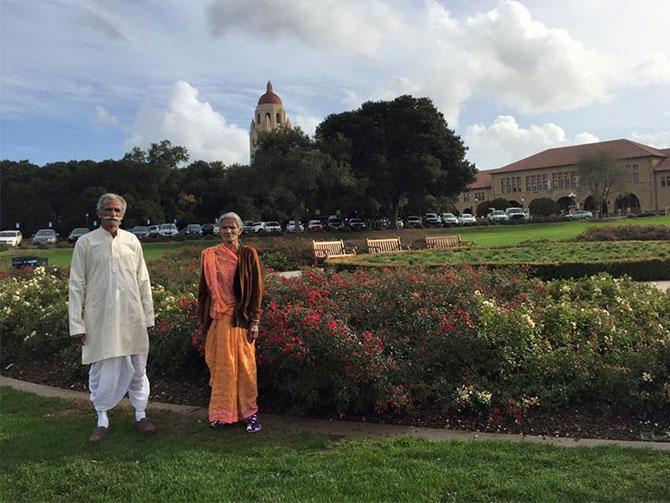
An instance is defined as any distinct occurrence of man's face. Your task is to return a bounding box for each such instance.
[97,198,125,234]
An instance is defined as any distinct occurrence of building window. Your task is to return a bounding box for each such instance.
[463,192,470,202]
[661,175,670,187]
[276,113,281,124]
[626,164,639,183]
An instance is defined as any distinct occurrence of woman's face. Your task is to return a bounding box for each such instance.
[219,218,241,245]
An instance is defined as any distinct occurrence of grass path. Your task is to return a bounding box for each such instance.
[1,388,669,502]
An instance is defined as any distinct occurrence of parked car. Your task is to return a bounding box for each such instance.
[458,213,477,226]
[255,221,282,235]
[32,228,58,246]
[159,223,178,237]
[347,217,367,231]
[243,221,256,234]
[201,223,216,236]
[184,224,203,238]
[441,213,459,226]
[147,225,160,238]
[423,213,442,227]
[307,219,324,232]
[286,220,304,233]
[505,207,526,223]
[565,210,593,220]
[128,226,149,240]
[0,230,22,247]
[487,210,509,224]
[327,216,345,232]
[405,215,422,228]
[68,227,90,244]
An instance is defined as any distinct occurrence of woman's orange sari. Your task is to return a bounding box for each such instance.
[202,245,258,424]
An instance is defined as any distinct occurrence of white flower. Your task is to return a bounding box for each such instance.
[642,372,653,383]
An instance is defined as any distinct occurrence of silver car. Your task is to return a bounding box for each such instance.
[32,228,58,246]
[441,213,459,226]
[458,213,477,226]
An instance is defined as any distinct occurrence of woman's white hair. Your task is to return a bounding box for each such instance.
[218,212,243,230]
[97,193,127,212]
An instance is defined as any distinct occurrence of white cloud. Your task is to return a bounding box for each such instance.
[127,81,249,165]
[206,0,408,58]
[94,105,120,127]
[465,115,599,169]
[630,131,670,149]
[294,114,321,137]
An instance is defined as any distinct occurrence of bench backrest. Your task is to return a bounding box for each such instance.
[367,237,402,254]
[426,234,462,249]
[312,240,347,259]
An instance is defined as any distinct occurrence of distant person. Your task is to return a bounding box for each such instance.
[69,193,156,443]
[197,212,263,433]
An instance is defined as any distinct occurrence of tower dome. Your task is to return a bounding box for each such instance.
[249,80,292,161]
[257,81,282,105]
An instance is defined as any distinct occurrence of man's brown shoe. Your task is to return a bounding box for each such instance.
[89,426,108,444]
[134,418,157,436]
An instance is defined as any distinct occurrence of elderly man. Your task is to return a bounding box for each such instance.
[69,193,156,443]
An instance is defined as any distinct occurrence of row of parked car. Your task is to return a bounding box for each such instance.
[1,207,595,249]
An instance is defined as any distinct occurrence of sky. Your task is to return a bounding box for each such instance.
[1,0,669,171]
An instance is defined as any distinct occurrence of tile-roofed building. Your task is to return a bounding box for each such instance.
[455,139,670,216]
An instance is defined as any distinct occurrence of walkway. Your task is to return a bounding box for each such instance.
[2,376,668,451]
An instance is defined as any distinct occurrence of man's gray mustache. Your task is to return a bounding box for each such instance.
[102,216,122,222]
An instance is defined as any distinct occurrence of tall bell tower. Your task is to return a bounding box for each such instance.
[249,80,292,161]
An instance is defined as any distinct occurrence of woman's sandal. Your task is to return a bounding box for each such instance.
[246,414,262,433]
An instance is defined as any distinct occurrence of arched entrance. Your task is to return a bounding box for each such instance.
[557,196,573,213]
[507,200,521,207]
[614,193,641,215]
[583,196,608,215]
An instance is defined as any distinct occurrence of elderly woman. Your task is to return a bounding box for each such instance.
[197,212,263,432]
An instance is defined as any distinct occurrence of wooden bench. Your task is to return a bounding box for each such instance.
[312,240,356,265]
[425,234,463,249]
[366,237,409,254]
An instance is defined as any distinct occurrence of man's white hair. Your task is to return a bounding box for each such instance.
[97,193,127,212]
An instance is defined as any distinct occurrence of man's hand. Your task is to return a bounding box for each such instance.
[147,326,155,337]
[71,333,86,345]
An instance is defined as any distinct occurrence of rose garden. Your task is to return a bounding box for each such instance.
[3,224,669,441]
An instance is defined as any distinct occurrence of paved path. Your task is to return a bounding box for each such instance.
[2,376,668,451]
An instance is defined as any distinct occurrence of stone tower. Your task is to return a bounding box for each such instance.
[249,80,292,161]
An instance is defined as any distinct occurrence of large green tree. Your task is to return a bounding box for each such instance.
[316,95,476,224]
[252,128,356,222]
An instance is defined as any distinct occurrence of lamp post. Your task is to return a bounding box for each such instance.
[85,212,89,228]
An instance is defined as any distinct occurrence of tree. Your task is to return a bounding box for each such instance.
[528,197,560,217]
[252,128,356,222]
[576,149,627,218]
[316,95,476,226]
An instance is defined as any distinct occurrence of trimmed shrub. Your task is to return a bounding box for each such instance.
[577,224,670,241]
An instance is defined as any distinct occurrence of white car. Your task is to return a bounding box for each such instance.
[0,230,23,247]
[458,213,477,226]
[159,223,178,237]
[441,213,459,226]
[147,225,160,238]
[487,210,509,224]
[255,221,282,234]
[286,220,304,233]
[505,207,526,223]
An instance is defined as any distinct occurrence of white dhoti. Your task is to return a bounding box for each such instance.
[89,354,150,426]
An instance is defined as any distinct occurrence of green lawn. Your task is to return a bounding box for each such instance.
[2,216,669,270]
[1,388,668,502]
[332,240,670,267]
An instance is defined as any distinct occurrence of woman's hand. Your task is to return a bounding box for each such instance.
[247,322,259,343]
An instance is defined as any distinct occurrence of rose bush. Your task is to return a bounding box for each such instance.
[1,258,668,420]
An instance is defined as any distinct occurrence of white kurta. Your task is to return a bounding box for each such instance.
[69,228,154,365]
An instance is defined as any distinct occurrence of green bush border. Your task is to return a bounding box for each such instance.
[327,257,670,280]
